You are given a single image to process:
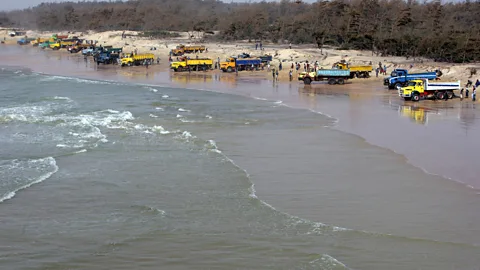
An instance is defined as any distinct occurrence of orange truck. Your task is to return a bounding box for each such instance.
[170,44,206,56]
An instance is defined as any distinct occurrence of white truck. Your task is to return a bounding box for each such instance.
[398,79,461,101]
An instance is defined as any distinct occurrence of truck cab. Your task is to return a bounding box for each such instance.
[399,80,424,100]
[220,58,237,72]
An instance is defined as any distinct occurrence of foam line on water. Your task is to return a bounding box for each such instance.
[202,138,350,234]
[0,157,59,203]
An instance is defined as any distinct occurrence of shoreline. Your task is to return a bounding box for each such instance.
[2,28,480,85]
[1,45,479,193]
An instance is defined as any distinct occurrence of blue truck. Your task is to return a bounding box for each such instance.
[17,38,35,45]
[94,51,121,65]
[384,69,440,89]
[220,57,262,72]
[303,69,351,85]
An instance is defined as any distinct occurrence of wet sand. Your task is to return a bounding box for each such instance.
[2,45,479,192]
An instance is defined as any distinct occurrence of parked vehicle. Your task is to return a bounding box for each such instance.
[121,53,155,66]
[170,45,206,56]
[384,69,440,89]
[170,57,213,72]
[238,53,272,63]
[95,52,121,65]
[302,69,351,85]
[398,79,460,101]
[17,38,35,45]
[333,61,372,78]
[220,57,262,72]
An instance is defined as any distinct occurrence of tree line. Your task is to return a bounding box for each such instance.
[1,0,480,63]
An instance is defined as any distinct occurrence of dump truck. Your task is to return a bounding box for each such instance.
[238,53,272,63]
[303,69,351,85]
[95,52,121,65]
[333,61,372,78]
[68,44,93,53]
[398,79,461,101]
[121,53,155,66]
[170,45,206,56]
[50,40,81,50]
[384,69,440,89]
[220,57,262,72]
[17,38,35,45]
[39,41,56,49]
[170,57,213,72]
[31,38,53,46]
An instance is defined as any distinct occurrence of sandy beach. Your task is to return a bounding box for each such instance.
[2,33,480,269]
[2,28,480,85]
[1,34,480,190]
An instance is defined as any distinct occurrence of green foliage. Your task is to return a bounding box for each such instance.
[3,0,480,63]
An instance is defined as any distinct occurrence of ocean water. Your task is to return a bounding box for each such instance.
[1,66,479,270]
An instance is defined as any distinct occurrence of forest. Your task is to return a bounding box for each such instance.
[1,0,480,62]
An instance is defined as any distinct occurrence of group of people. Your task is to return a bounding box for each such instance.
[460,79,480,101]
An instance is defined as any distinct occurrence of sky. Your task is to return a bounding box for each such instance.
[1,0,319,12]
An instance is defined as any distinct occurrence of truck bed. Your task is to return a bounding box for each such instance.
[316,69,351,77]
[425,81,461,91]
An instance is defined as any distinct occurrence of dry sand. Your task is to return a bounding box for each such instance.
[1,28,480,87]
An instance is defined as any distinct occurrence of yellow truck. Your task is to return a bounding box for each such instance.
[170,57,213,72]
[49,40,78,50]
[31,38,53,46]
[170,44,206,56]
[333,61,373,78]
[121,53,155,66]
[297,71,316,81]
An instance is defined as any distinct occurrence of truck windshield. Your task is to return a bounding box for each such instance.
[407,82,416,86]
[391,71,398,77]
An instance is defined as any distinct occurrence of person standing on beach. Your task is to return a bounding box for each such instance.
[272,68,275,80]
[289,43,292,49]
[375,68,379,77]
[466,88,470,99]
[255,43,258,50]
[289,70,293,81]
[279,62,282,71]
[473,87,477,101]
[275,69,279,81]
[460,88,464,100]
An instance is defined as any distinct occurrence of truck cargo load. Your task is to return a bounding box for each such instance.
[121,53,155,66]
[220,57,262,72]
[333,61,372,78]
[170,57,213,72]
[303,69,351,85]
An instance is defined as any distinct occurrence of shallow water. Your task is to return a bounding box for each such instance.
[1,47,480,269]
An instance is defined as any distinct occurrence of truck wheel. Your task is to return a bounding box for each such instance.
[394,82,402,89]
[337,78,345,85]
[436,92,444,99]
[328,78,336,85]
[411,93,420,102]
[227,67,232,73]
[303,77,312,85]
[447,91,454,99]
[177,66,183,72]
[365,72,370,78]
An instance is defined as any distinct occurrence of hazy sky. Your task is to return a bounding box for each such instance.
[2,0,318,11]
